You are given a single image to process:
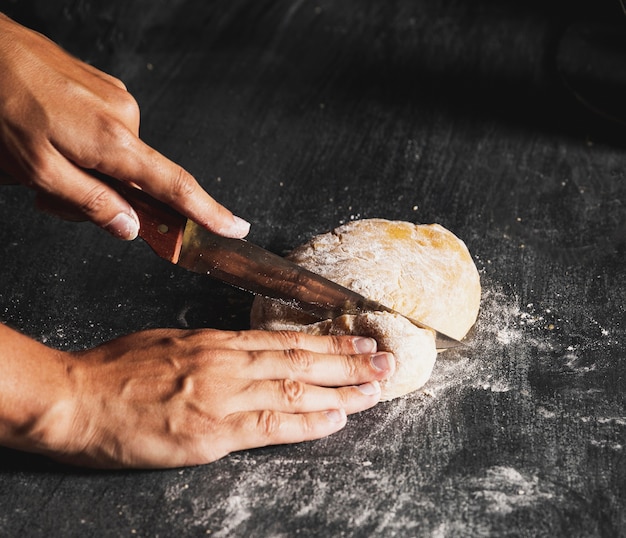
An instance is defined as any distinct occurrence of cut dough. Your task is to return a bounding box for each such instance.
[250,219,481,400]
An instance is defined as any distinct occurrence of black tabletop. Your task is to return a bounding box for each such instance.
[1,1,624,536]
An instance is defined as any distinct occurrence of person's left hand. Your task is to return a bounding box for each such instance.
[45,329,394,468]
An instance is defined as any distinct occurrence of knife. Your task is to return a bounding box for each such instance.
[114,182,463,350]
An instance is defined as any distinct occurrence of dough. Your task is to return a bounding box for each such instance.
[250,219,481,400]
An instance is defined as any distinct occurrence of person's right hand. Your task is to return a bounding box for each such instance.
[0,13,249,240]
[15,328,394,469]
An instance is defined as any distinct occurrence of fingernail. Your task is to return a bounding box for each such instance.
[371,352,394,373]
[104,211,139,240]
[354,337,377,354]
[357,381,381,395]
[104,211,139,241]
[223,215,250,238]
[325,409,346,423]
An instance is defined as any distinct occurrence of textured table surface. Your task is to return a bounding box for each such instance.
[0,1,624,536]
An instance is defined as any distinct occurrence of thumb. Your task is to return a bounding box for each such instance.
[35,162,140,240]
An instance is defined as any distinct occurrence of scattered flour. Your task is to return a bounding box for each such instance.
[171,275,618,536]
[210,495,252,538]
[466,466,555,515]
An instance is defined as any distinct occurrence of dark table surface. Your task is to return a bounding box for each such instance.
[1,1,624,536]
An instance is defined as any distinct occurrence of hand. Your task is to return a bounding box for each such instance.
[43,329,394,469]
[0,14,249,240]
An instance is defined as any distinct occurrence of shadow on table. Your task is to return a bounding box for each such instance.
[0,447,85,475]
[5,0,626,146]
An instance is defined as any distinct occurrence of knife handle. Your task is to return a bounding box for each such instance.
[112,181,186,263]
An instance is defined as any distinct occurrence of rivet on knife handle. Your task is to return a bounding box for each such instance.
[110,181,186,263]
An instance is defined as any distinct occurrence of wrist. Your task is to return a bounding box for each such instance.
[0,324,78,458]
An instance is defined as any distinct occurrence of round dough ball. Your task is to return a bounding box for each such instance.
[250,219,481,400]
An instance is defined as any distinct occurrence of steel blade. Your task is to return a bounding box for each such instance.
[178,220,463,349]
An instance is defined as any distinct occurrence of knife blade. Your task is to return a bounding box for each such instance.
[115,182,463,350]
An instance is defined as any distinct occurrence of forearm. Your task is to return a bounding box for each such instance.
[0,323,74,455]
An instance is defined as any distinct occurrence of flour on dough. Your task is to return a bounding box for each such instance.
[251,219,481,400]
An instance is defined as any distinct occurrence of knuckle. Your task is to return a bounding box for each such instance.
[27,165,55,193]
[156,331,220,362]
[245,350,263,368]
[343,355,360,379]
[19,148,58,192]
[299,414,316,437]
[334,389,350,411]
[284,347,312,373]
[76,117,131,172]
[327,334,350,354]
[226,329,252,347]
[279,379,305,405]
[77,185,113,218]
[114,89,140,128]
[271,330,302,349]
[97,115,135,154]
[256,410,282,438]
[168,167,197,203]
[109,75,128,92]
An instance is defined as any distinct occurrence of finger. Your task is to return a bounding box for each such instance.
[221,408,349,454]
[31,151,140,239]
[198,329,378,355]
[230,379,382,416]
[56,120,250,239]
[118,140,250,238]
[240,348,395,387]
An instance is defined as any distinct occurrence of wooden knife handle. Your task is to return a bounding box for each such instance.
[112,181,186,263]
